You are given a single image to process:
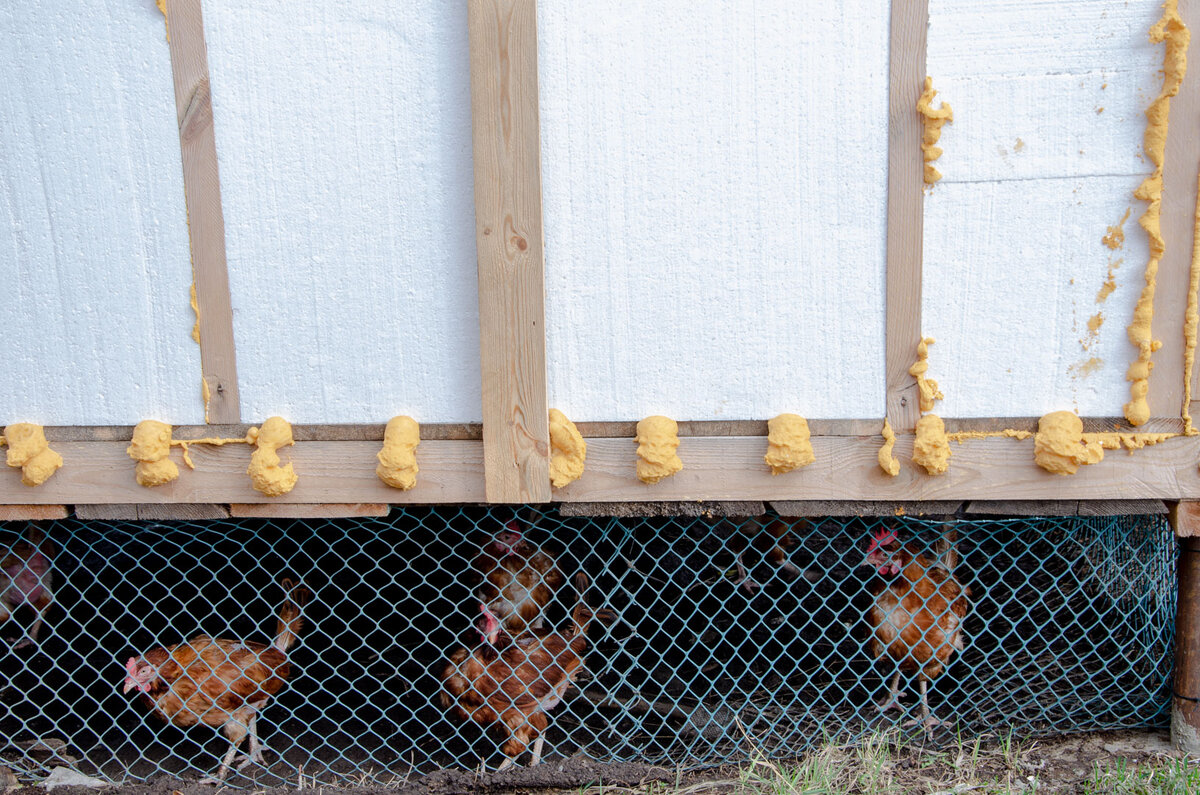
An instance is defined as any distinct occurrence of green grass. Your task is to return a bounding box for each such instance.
[1084,755,1200,795]
[568,730,1197,795]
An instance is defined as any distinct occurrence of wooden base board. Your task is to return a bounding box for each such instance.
[0,505,68,521]
[229,503,390,519]
[0,435,1197,506]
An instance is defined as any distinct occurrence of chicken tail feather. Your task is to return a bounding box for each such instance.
[273,579,309,652]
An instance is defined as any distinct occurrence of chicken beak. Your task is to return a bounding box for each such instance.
[122,679,135,694]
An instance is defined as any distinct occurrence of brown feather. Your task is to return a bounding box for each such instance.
[442,575,597,766]
[867,542,970,682]
[474,530,565,634]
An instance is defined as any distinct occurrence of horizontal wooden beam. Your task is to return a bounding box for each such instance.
[1,435,1198,505]
[74,503,231,521]
[0,505,68,522]
[965,499,1169,517]
[557,501,766,518]
[41,423,484,443]
[229,503,389,519]
[0,441,483,504]
[770,500,961,517]
[552,435,1200,502]
[37,416,1185,444]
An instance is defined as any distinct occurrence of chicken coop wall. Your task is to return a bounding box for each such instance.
[0,509,1176,788]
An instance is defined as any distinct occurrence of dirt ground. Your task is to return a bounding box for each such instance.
[6,728,1187,795]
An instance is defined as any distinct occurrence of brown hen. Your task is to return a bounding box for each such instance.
[123,580,308,783]
[442,573,598,771]
[862,528,969,733]
[0,527,53,648]
[474,520,565,634]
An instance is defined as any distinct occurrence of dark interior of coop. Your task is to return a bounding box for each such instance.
[0,509,1176,787]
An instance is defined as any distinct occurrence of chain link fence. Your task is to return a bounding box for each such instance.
[0,508,1176,787]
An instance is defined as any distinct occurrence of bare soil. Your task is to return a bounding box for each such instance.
[6,729,1183,795]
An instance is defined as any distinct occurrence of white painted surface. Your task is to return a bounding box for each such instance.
[538,0,891,421]
[204,1,480,423]
[923,0,1161,418]
[0,2,201,425]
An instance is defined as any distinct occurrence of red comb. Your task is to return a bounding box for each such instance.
[868,528,898,549]
[504,520,522,535]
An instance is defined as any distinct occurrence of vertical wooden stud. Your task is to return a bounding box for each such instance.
[1170,501,1200,753]
[884,0,930,432]
[467,0,551,503]
[164,0,241,423]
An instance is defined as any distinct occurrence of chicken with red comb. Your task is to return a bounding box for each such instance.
[474,520,564,634]
[122,580,308,783]
[861,528,969,733]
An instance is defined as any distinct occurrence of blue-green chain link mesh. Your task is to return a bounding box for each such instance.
[0,509,1176,786]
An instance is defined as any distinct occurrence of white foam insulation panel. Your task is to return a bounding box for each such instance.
[2,0,1184,430]
[538,0,891,422]
[203,0,481,424]
[0,2,201,426]
[922,0,1163,418]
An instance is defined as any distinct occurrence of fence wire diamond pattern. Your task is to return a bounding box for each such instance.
[0,509,1176,786]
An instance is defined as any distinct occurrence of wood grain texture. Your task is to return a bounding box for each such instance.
[0,441,484,504]
[5,435,1200,506]
[0,505,68,522]
[229,503,389,519]
[574,419,885,439]
[558,501,766,519]
[165,0,240,423]
[770,501,962,517]
[468,0,550,503]
[1164,0,1200,419]
[136,503,230,520]
[966,499,1168,516]
[75,504,229,521]
[38,417,1183,443]
[552,434,1200,502]
[73,504,139,521]
[1173,533,1200,751]
[1172,501,1200,538]
[885,0,929,431]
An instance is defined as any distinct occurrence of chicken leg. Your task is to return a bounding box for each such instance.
[237,714,265,769]
[875,672,906,712]
[200,719,249,784]
[902,678,949,734]
[528,735,545,766]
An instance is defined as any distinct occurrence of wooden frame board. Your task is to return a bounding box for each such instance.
[164,0,240,423]
[468,0,551,503]
[3,434,1200,506]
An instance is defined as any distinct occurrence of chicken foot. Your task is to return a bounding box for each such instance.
[201,737,243,784]
[488,733,545,773]
[875,672,906,712]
